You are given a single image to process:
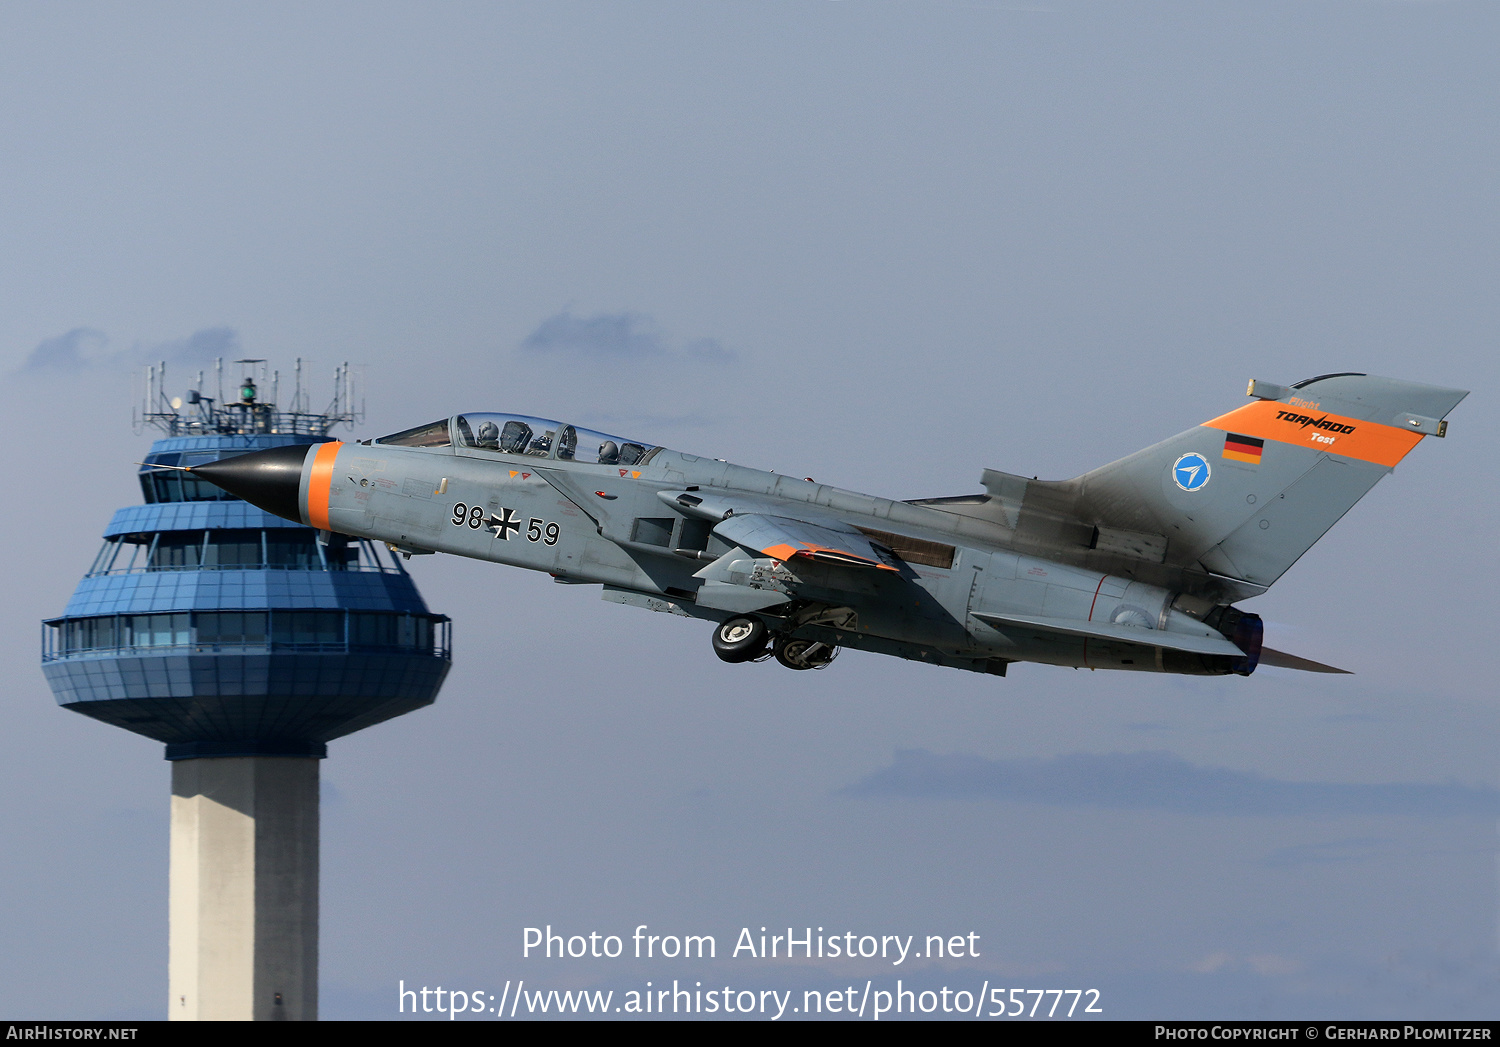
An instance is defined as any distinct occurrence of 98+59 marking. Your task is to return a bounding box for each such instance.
[451,503,559,545]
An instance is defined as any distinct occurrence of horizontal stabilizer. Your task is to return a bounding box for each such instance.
[713,514,899,570]
[1258,646,1352,674]
[970,611,1246,659]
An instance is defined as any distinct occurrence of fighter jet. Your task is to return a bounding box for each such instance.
[185,373,1465,678]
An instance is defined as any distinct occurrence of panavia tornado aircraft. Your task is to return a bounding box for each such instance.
[184,373,1464,678]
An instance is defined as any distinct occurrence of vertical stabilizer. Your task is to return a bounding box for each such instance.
[1069,374,1467,589]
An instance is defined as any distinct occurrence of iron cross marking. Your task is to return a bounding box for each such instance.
[489,507,521,540]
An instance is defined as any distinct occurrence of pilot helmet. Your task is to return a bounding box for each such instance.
[598,440,620,464]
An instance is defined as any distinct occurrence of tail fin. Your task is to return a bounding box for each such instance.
[913,374,1466,597]
[1071,373,1466,590]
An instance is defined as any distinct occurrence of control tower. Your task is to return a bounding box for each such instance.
[41,359,451,1020]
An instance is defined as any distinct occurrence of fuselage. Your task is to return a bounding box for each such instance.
[194,411,1248,678]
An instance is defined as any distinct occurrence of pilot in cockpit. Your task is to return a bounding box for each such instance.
[476,420,500,450]
[598,440,620,465]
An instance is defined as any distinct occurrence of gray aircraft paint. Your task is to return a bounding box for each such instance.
[195,374,1464,679]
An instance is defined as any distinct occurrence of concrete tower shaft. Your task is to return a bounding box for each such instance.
[170,758,318,1021]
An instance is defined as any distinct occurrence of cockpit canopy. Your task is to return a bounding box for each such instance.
[374,413,660,467]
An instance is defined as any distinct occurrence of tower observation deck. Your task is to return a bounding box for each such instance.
[42,358,450,758]
[40,359,451,1019]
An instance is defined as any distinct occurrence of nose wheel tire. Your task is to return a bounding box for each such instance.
[772,636,838,670]
[712,617,769,663]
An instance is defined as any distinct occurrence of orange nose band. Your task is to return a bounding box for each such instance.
[306,442,342,530]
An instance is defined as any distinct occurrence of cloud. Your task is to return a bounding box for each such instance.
[682,337,735,364]
[19,328,108,373]
[147,327,241,368]
[1260,837,1387,868]
[1188,951,1303,977]
[582,411,716,432]
[843,749,1500,817]
[521,310,663,357]
[15,326,240,375]
[520,309,738,364]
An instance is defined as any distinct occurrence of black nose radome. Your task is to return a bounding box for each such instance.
[192,443,314,524]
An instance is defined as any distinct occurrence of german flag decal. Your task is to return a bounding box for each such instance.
[1222,433,1264,464]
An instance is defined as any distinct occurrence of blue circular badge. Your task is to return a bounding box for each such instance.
[1172,453,1211,492]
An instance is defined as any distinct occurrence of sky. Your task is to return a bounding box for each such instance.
[1,0,1496,1021]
